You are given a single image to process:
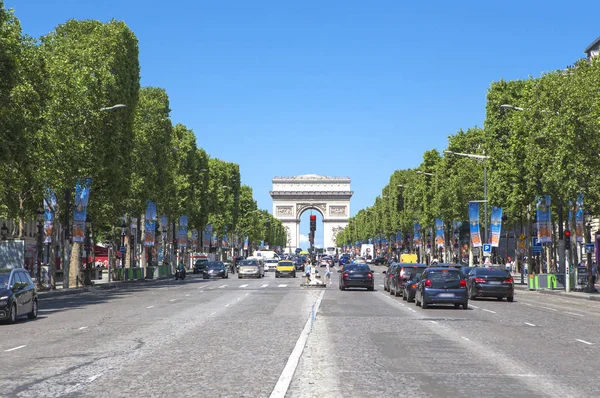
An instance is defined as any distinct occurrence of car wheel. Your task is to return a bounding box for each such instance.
[368,286,374,291]
[497,297,503,301]
[408,294,415,303]
[402,292,407,301]
[462,302,469,309]
[469,286,476,300]
[394,287,400,297]
[389,286,394,296]
[238,275,242,279]
[454,304,460,309]
[422,301,428,309]
[340,285,346,291]
[225,274,229,279]
[416,297,421,307]
[8,303,17,324]
[507,296,514,302]
[293,273,296,278]
[28,299,38,319]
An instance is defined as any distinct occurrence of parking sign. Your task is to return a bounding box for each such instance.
[483,244,491,256]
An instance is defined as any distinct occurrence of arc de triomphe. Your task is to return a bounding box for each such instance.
[270,174,353,252]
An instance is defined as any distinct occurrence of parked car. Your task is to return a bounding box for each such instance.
[238,259,264,279]
[382,263,399,292]
[193,257,209,274]
[294,258,305,272]
[389,263,427,297]
[203,261,229,279]
[467,267,514,301]
[338,263,374,291]
[0,268,38,324]
[275,260,296,278]
[415,267,468,309]
[402,275,421,302]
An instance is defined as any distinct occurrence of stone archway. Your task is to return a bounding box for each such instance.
[270,174,353,253]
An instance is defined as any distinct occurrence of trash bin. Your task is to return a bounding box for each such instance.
[146,267,154,279]
[528,274,538,290]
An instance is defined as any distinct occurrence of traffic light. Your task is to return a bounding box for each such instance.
[310,215,316,231]
[564,230,571,250]
[173,238,178,247]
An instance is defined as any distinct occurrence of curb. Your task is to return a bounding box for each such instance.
[517,287,600,302]
[38,275,172,300]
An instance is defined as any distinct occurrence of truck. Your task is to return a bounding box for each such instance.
[360,244,374,263]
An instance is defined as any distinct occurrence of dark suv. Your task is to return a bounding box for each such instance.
[415,267,468,309]
[0,268,38,324]
[383,263,399,292]
[389,263,427,297]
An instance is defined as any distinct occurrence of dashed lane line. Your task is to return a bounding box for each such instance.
[482,309,497,314]
[4,345,26,352]
[218,285,227,289]
[239,284,249,288]
[461,336,470,341]
[524,322,536,327]
[146,305,154,309]
[469,304,479,309]
[261,284,269,288]
[565,311,583,317]
[278,284,288,288]
[78,326,88,330]
[575,339,593,345]
[540,306,557,312]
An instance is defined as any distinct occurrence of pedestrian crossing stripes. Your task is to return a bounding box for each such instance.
[199,283,305,290]
[239,284,249,288]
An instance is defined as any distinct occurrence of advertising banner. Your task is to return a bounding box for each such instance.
[178,216,188,247]
[435,219,445,248]
[243,236,248,250]
[413,223,422,245]
[469,202,482,248]
[222,226,228,249]
[490,207,503,248]
[536,195,552,244]
[576,194,584,243]
[213,233,218,247]
[43,188,57,244]
[72,177,92,243]
[144,200,157,247]
[202,227,211,248]
[395,232,402,245]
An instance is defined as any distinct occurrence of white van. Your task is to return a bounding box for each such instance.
[253,251,280,261]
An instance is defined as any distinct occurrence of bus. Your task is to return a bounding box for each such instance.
[326,247,337,257]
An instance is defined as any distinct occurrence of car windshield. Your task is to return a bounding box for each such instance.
[426,270,463,288]
[0,274,9,287]
[240,260,258,266]
[195,259,208,265]
[345,264,370,272]
[401,267,426,279]
[208,262,224,269]
[278,262,293,266]
[474,268,510,277]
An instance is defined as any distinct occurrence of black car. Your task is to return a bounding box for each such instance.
[339,263,374,291]
[294,258,305,272]
[389,263,427,297]
[402,275,421,302]
[203,261,229,279]
[415,267,468,309]
[193,258,209,274]
[372,256,387,265]
[467,267,514,301]
[382,263,399,292]
[0,268,38,324]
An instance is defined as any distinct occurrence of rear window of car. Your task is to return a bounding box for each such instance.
[240,260,258,266]
[345,264,370,271]
[473,268,510,277]
[400,267,426,278]
[426,270,464,288]
[278,261,293,266]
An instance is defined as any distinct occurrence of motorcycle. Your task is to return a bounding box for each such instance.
[175,268,186,280]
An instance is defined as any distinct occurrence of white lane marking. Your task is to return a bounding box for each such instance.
[575,339,593,345]
[185,294,190,297]
[540,306,557,312]
[524,322,536,327]
[270,290,325,398]
[225,304,230,307]
[430,321,438,324]
[469,304,479,309]
[278,284,288,288]
[379,284,384,288]
[218,285,227,289]
[482,309,497,314]
[146,305,154,309]
[523,303,533,306]
[237,298,241,301]
[408,308,416,313]
[87,374,101,383]
[210,312,216,316]
[261,284,269,288]
[400,303,405,306]
[169,299,175,302]
[78,326,88,330]
[239,284,249,288]
[38,309,59,312]
[565,311,583,317]
[461,336,470,341]
[4,345,27,352]
[198,285,207,289]
[245,293,249,296]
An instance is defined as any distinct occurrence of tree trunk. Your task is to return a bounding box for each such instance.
[68,241,82,288]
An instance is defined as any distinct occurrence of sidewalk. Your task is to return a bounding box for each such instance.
[510,271,600,302]
[37,271,172,300]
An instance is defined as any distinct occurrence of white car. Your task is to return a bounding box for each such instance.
[265,259,278,272]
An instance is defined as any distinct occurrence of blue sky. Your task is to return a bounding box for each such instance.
[7,0,599,248]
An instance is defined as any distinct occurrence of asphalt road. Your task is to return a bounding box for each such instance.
[1,264,599,397]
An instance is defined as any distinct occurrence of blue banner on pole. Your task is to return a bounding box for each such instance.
[469,202,482,248]
[490,207,503,248]
[72,177,92,243]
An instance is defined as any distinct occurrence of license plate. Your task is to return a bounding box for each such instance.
[488,281,501,285]
[438,293,454,298]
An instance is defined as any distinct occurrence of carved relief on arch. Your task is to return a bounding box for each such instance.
[276,206,294,216]
[296,203,326,218]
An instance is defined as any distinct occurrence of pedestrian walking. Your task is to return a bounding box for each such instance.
[325,263,331,286]
[305,262,311,284]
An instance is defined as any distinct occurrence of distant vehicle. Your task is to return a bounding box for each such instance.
[193,255,209,274]
[338,263,374,291]
[0,267,38,324]
[402,275,421,303]
[190,253,209,271]
[399,253,418,264]
[389,263,427,297]
[203,261,229,279]
[360,244,374,263]
[238,259,264,279]
[253,250,280,261]
[415,267,468,309]
[467,267,514,302]
[275,260,296,278]
[265,258,279,272]
[294,258,305,272]
[326,247,337,257]
[339,254,352,266]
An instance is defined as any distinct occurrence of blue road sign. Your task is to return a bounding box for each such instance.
[483,244,491,255]
[120,247,126,254]
[585,244,594,253]
[532,238,542,254]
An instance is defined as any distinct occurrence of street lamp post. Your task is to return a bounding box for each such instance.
[584,213,598,293]
[36,207,44,286]
[444,151,490,243]
[84,214,92,286]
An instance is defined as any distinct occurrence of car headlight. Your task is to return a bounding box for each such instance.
[0,296,8,305]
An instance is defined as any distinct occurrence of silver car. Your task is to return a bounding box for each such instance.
[238,259,265,279]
